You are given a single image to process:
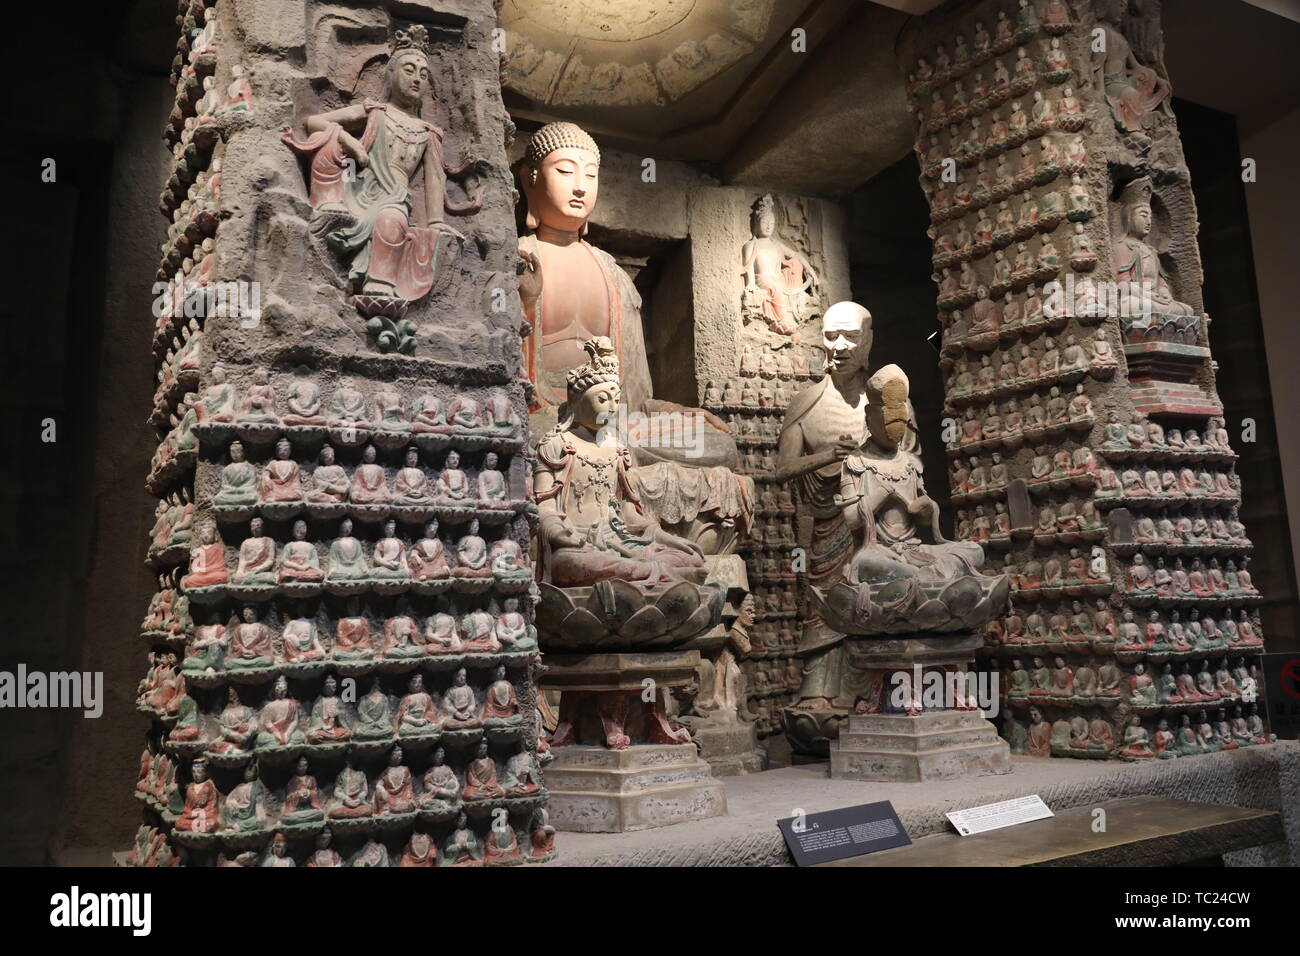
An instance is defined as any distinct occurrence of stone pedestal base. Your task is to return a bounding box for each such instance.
[545,744,728,832]
[830,710,1011,782]
[689,722,766,776]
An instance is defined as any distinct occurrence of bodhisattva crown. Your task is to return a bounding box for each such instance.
[392,24,431,61]
[566,336,620,398]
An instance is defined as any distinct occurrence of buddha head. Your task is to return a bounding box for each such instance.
[520,121,601,233]
[821,301,873,376]
[750,194,777,239]
[386,24,431,110]
[865,364,912,450]
[564,336,621,431]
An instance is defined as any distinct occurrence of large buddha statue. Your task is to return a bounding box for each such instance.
[534,338,706,588]
[1112,176,1194,317]
[515,121,737,472]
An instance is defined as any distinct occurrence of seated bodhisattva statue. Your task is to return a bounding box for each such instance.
[534,338,707,588]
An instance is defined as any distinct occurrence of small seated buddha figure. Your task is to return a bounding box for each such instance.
[424,613,462,655]
[453,520,493,581]
[258,438,303,509]
[400,832,437,867]
[371,520,410,586]
[392,446,433,506]
[460,607,500,653]
[1120,716,1154,758]
[333,603,373,660]
[442,812,482,866]
[278,520,323,585]
[195,364,237,424]
[256,676,304,748]
[209,687,257,755]
[306,675,351,744]
[1176,714,1206,755]
[441,668,482,729]
[435,449,472,503]
[329,379,368,429]
[175,759,220,833]
[477,452,510,508]
[183,622,228,674]
[306,444,349,505]
[462,740,504,801]
[283,378,327,427]
[1129,663,1157,706]
[489,536,530,575]
[281,757,325,824]
[412,393,451,434]
[382,612,423,660]
[281,607,325,663]
[482,666,520,725]
[483,818,522,866]
[1175,663,1204,702]
[215,440,258,508]
[449,396,482,431]
[496,598,538,658]
[503,750,543,798]
[326,518,370,586]
[374,745,417,816]
[353,679,394,740]
[238,369,281,427]
[350,444,390,506]
[372,388,409,436]
[233,517,277,588]
[421,747,462,811]
[396,673,439,736]
[408,519,450,582]
[483,390,522,438]
[228,605,274,670]
[350,841,389,868]
[329,759,372,819]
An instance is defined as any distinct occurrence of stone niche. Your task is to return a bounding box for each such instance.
[896,0,1269,764]
[131,0,553,868]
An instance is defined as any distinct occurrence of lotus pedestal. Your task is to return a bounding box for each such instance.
[828,633,1012,783]
[540,650,728,832]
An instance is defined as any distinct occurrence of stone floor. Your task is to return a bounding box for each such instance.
[545,740,1300,866]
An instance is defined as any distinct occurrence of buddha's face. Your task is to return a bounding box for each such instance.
[528,147,600,232]
[821,303,872,374]
[1128,203,1152,238]
[574,382,620,430]
[390,53,430,106]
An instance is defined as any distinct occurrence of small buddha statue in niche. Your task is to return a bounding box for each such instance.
[283,378,326,426]
[350,444,389,505]
[412,393,451,434]
[282,756,324,824]
[462,740,504,801]
[741,193,820,336]
[373,745,417,815]
[195,364,237,424]
[393,446,432,504]
[233,517,276,586]
[306,674,351,743]
[482,665,519,723]
[307,444,349,504]
[182,523,228,589]
[228,605,274,670]
[477,452,509,507]
[329,758,372,819]
[408,518,450,581]
[396,672,438,735]
[435,449,471,502]
[441,667,482,728]
[421,746,461,810]
[257,675,304,747]
[279,519,323,584]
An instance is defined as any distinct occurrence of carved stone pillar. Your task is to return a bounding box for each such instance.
[897,0,1269,763]
[131,0,552,868]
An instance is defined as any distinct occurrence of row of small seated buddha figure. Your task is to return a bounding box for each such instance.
[1103,413,1236,456]
[160,156,220,269]
[754,484,797,514]
[747,622,799,657]
[136,748,181,812]
[168,671,531,751]
[1127,509,1252,548]
[192,365,522,440]
[1111,465,1239,502]
[153,238,214,349]
[921,85,1086,173]
[179,600,536,676]
[929,136,1089,228]
[1006,655,1260,706]
[942,280,1107,346]
[148,392,199,487]
[938,219,1070,297]
[1126,554,1260,599]
[1012,705,1270,759]
[148,495,195,562]
[175,744,542,837]
[738,447,779,476]
[180,517,529,596]
[933,179,1095,269]
[746,659,802,696]
[947,386,1096,450]
[948,330,1116,397]
[747,517,797,551]
[213,441,519,514]
[929,82,1085,176]
[747,550,798,583]
[1007,546,1110,590]
[734,346,824,382]
[907,0,1069,93]
[993,602,1263,651]
[727,413,791,446]
[754,583,800,617]
[125,826,179,868]
[212,812,556,868]
[170,2,218,108]
[140,579,191,639]
[956,499,1101,544]
[950,447,1098,498]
